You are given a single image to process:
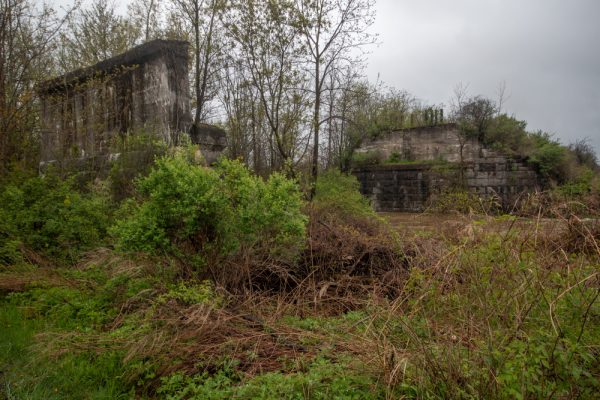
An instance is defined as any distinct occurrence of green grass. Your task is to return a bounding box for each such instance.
[157,357,384,400]
[0,298,133,399]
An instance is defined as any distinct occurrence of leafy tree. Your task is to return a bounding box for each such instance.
[485,113,530,155]
[456,95,497,143]
[528,131,567,181]
[58,0,140,72]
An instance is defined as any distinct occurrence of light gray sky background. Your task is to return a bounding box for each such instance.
[56,0,600,154]
[366,0,600,154]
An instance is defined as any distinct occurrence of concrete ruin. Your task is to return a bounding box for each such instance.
[352,124,540,212]
[38,39,226,171]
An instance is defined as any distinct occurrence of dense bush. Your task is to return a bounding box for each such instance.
[0,175,111,265]
[527,131,568,181]
[486,114,600,185]
[111,154,307,266]
[313,169,376,218]
[304,170,405,305]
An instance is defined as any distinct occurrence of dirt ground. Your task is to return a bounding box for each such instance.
[380,212,570,239]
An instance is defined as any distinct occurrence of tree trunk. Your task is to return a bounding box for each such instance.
[193,2,201,126]
[311,57,320,198]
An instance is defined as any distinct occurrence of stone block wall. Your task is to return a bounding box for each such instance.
[353,164,433,212]
[352,124,540,212]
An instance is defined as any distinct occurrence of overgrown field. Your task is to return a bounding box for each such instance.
[1,153,599,399]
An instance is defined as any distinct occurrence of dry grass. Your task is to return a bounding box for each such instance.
[0,266,70,293]
[14,202,600,397]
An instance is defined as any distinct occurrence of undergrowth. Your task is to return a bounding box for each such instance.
[1,155,599,399]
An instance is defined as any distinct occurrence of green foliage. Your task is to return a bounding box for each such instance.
[313,169,375,218]
[386,151,402,163]
[157,280,222,307]
[485,113,530,155]
[470,112,599,186]
[366,233,600,399]
[0,174,111,265]
[214,158,307,259]
[8,286,115,329]
[111,154,307,264]
[428,189,501,215]
[0,257,174,398]
[0,300,132,399]
[157,357,383,399]
[556,168,595,197]
[494,332,598,399]
[350,150,381,167]
[1,209,598,399]
[528,131,567,180]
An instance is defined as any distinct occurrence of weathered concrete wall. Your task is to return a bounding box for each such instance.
[190,123,228,165]
[352,124,540,212]
[38,40,192,170]
[356,123,481,163]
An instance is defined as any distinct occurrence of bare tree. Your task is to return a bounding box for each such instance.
[171,0,223,129]
[569,138,599,171]
[225,0,309,174]
[220,59,256,165]
[0,0,74,174]
[449,83,498,183]
[495,80,510,116]
[294,0,376,192]
[128,0,162,42]
[58,0,139,72]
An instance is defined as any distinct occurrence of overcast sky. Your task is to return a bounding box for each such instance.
[56,0,600,154]
[367,0,600,154]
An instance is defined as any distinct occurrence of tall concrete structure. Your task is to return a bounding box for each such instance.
[352,124,540,212]
[38,39,224,171]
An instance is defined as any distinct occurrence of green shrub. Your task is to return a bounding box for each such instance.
[157,357,383,399]
[0,175,111,265]
[111,154,306,265]
[350,150,381,167]
[313,169,375,218]
[556,168,595,197]
[157,280,222,307]
[528,132,567,180]
[386,151,403,163]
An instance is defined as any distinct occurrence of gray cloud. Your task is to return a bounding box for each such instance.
[367,0,600,155]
